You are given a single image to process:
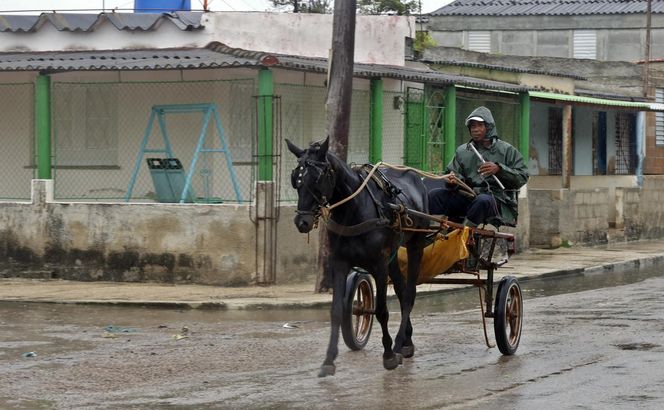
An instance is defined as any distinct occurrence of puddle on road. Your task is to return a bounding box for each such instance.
[1,264,662,326]
[416,263,664,314]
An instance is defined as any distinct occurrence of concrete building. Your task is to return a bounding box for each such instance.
[1,9,662,286]
[426,0,664,62]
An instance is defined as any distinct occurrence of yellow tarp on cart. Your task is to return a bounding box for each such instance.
[398,228,469,284]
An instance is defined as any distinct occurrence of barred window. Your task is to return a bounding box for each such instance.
[54,83,118,167]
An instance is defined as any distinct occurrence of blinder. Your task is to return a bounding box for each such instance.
[290,159,335,206]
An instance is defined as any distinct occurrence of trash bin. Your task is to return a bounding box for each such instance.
[146,158,174,203]
[146,158,193,203]
[163,158,193,203]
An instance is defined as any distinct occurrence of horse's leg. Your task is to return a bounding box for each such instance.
[318,258,349,377]
[388,258,415,358]
[373,263,399,370]
[393,239,425,359]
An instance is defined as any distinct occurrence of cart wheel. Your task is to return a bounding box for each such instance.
[494,276,523,355]
[341,271,375,351]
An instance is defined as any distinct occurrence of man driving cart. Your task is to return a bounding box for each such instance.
[428,106,529,227]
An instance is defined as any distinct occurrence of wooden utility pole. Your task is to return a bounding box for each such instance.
[315,0,357,292]
[325,0,356,161]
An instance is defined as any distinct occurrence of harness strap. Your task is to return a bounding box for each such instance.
[325,217,392,236]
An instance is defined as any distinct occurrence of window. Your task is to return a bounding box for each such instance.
[615,112,636,175]
[573,30,596,59]
[548,107,563,175]
[468,31,491,53]
[53,84,118,167]
[656,89,664,146]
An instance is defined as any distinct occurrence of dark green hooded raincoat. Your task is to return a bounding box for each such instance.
[447,106,529,225]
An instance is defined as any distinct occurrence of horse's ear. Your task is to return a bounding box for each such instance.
[285,138,304,157]
[319,136,330,157]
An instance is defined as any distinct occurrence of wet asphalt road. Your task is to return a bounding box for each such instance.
[1,268,663,409]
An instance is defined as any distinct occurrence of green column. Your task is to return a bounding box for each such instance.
[369,78,383,163]
[519,92,530,164]
[258,69,274,181]
[35,74,52,179]
[443,85,456,166]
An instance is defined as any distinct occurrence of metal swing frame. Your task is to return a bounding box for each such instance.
[125,103,243,203]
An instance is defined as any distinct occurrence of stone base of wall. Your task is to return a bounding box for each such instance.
[529,176,664,248]
[0,180,319,286]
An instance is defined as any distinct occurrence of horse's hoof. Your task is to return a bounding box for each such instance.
[401,345,415,358]
[318,364,336,377]
[383,355,400,370]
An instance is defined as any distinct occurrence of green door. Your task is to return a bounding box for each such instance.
[425,89,445,173]
[404,87,425,169]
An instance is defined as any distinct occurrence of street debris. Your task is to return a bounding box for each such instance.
[104,325,137,333]
[282,322,299,329]
[21,352,37,358]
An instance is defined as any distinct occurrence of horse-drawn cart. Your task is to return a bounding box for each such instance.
[341,215,523,356]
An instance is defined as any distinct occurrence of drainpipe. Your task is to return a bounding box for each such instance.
[369,78,383,163]
[519,92,530,164]
[562,105,572,189]
[443,85,456,166]
[636,111,645,186]
[35,73,52,179]
[257,68,274,181]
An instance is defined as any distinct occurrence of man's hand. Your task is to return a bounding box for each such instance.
[447,172,457,186]
[478,162,500,177]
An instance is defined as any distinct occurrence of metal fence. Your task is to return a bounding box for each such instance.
[0,83,35,200]
[276,83,387,202]
[456,93,521,148]
[0,78,409,204]
[51,79,256,202]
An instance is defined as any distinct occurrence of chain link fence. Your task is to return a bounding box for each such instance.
[277,83,382,202]
[0,78,408,204]
[382,90,406,165]
[51,79,256,202]
[0,83,35,201]
[456,93,520,148]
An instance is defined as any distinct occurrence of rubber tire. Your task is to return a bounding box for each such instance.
[494,275,523,355]
[341,272,375,351]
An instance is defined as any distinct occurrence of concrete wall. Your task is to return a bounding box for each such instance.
[0,180,319,285]
[423,46,645,98]
[529,175,664,248]
[528,187,610,248]
[0,12,414,66]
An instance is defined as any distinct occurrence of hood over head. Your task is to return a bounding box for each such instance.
[465,106,498,140]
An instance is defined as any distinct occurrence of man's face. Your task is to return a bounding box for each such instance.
[469,120,487,143]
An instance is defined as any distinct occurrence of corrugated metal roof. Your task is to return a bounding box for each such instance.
[0,42,529,93]
[431,0,664,17]
[421,58,586,80]
[0,12,203,32]
[529,90,664,111]
[0,46,264,71]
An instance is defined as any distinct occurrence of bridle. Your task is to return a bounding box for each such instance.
[291,157,336,222]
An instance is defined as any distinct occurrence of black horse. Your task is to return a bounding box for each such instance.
[286,137,429,377]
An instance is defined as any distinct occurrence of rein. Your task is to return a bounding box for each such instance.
[301,160,476,237]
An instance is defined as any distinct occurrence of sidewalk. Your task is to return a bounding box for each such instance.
[1,239,663,310]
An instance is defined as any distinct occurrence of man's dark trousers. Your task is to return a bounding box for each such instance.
[428,186,498,225]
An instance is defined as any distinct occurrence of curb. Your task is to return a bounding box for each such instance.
[1,253,662,310]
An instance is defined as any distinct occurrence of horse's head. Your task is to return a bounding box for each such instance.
[285,137,335,233]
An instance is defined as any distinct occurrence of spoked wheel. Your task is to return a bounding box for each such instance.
[494,275,523,355]
[341,271,375,351]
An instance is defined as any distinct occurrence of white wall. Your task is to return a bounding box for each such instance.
[0,12,415,66]
[573,106,594,176]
